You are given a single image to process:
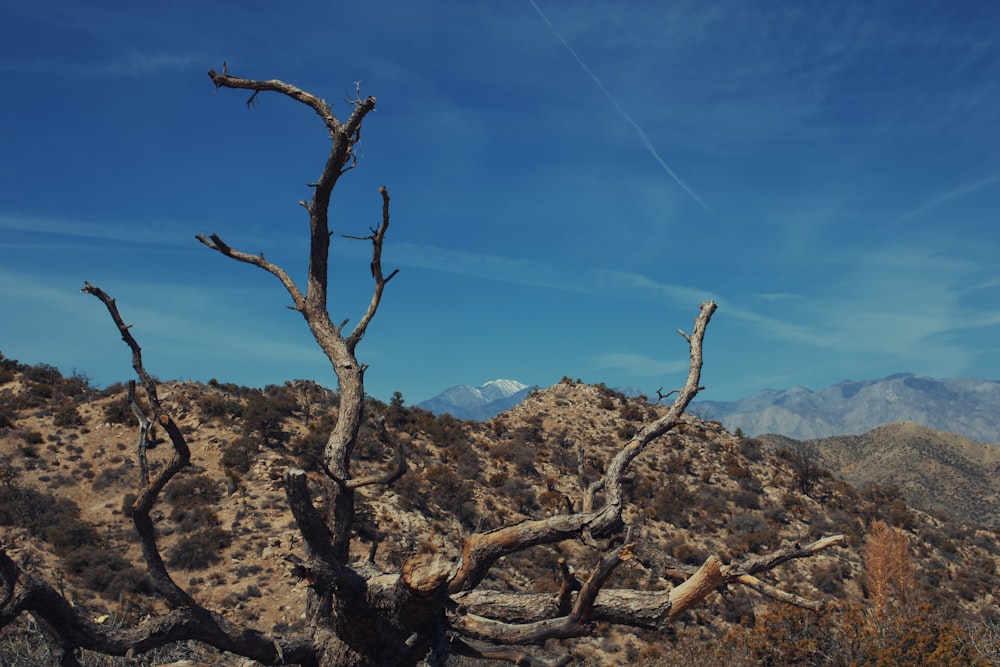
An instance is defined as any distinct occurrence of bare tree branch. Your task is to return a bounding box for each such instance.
[448,302,717,594]
[82,283,193,606]
[194,233,306,311]
[342,417,407,489]
[344,186,399,353]
[450,534,845,641]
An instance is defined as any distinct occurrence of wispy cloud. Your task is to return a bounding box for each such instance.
[894,171,1000,223]
[526,0,710,211]
[753,292,804,301]
[0,212,193,248]
[590,352,688,377]
[0,51,197,78]
[390,243,713,307]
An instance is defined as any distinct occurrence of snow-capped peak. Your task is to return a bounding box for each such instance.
[415,379,532,421]
[478,379,529,401]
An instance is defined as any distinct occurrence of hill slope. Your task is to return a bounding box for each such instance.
[1,361,999,664]
[758,421,1000,529]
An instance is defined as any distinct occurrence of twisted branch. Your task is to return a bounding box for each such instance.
[448,301,717,594]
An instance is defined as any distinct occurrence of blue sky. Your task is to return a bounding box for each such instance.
[2,1,999,405]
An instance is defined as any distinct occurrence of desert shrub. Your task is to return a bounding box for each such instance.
[393,470,429,515]
[812,562,847,595]
[0,353,19,381]
[0,402,16,429]
[164,473,223,510]
[199,394,243,420]
[21,430,43,446]
[501,477,538,515]
[488,439,516,460]
[727,598,979,667]
[667,537,707,566]
[548,440,578,473]
[12,384,50,410]
[452,444,482,480]
[0,461,18,487]
[538,489,566,513]
[619,401,645,422]
[241,390,293,444]
[776,448,829,497]
[424,413,468,447]
[780,491,810,519]
[0,481,150,596]
[952,557,996,602]
[169,506,221,533]
[888,498,915,529]
[62,544,151,596]
[719,588,757,625]
[53,402,84,428]
[725,511,778,554]
[739,436,763,462]
[731,488,761,510]
[725,461,752,482]
[102,396,135,425]
[617,423,639,439]
[168,527,233,570]
[663,450,692,475]
[44,513,100,554]
[692,484,727,516]
[424,464,478,525]
[221,436,256,474]
[651,479,695,527]
[21,363,62,387]
[0,484,87,546]
[292,429,325,470]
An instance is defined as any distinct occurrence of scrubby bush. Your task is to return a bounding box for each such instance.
[164,473,223,510]
[220,436,256,474]
[199,393,244,420]
[424,464,478,525]
[102,396,135,425]
[241,387,296,445]
[53,403,84,428]
[168,527,233,570]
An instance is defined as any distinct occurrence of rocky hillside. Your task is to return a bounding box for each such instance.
[1,358,999,665]
[758,422,1000,529]
[696,373,1000,443]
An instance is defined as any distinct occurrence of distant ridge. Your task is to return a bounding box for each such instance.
[758,421,1000,528]
[695,373,1000,443]
[415,379,532,421]
[416,381,650,421]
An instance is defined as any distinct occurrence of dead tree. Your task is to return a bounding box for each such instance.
[0,68,845,666]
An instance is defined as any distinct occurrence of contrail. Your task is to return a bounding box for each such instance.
[527,0,710,211]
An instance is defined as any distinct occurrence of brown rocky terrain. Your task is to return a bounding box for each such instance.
[2,358,999,665]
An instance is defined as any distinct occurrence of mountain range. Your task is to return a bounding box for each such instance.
[695,373,1000,444]
[414,379,532,421]
[417,373,1000,444]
